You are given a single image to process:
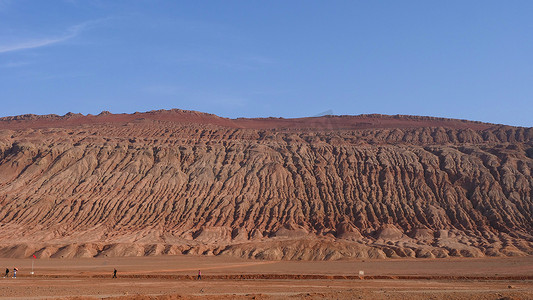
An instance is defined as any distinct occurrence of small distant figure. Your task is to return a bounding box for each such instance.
[113,268,117,278]
[3,268,8,278]
[197,270,201,280]
[12,267,18,278]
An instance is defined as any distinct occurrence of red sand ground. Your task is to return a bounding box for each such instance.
[0,256,531,299]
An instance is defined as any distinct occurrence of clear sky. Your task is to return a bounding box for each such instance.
[0,1,532,126]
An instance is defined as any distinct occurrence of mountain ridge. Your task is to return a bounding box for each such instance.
[0,109,511,131]
[0,109,531,260]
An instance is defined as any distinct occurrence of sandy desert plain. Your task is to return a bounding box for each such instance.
[0,255,531,299]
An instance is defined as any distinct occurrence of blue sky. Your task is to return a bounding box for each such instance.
[0,1,532,126]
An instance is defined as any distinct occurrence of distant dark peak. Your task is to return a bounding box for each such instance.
[64,112,83,118]
[0,113,60,121]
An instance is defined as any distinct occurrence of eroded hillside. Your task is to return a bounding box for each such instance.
[0,109,531,259]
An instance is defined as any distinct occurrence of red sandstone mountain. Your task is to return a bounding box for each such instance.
[0,109,531,259]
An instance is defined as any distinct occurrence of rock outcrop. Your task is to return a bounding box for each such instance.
[0,109,531,259]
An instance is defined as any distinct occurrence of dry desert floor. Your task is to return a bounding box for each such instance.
[0,256,531,299]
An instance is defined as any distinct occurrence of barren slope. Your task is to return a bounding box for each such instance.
[0,109,531,259]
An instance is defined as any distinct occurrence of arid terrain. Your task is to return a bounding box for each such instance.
[0,109,532,261]
[0,256,532,299]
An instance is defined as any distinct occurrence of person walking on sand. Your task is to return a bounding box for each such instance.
[197,270,201,280]
[113,268,117,278]
[12,267,17,278]
[3,268,8,278]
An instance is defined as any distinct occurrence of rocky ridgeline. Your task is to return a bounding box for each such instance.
[0,110,531,260]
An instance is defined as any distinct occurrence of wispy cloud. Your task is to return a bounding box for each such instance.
[0,61,31,68]
[37,71,92,80]
[0,19,101,54]
[172,54,275,71]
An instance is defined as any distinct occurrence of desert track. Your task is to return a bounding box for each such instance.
[12,273,533,281]
[1,276,531,299]
[0,256,532,299]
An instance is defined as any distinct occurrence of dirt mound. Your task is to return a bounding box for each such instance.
[409,228,434,241]
[0,109,531,260]
[376,225,405,241]
[194,227,233,243]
